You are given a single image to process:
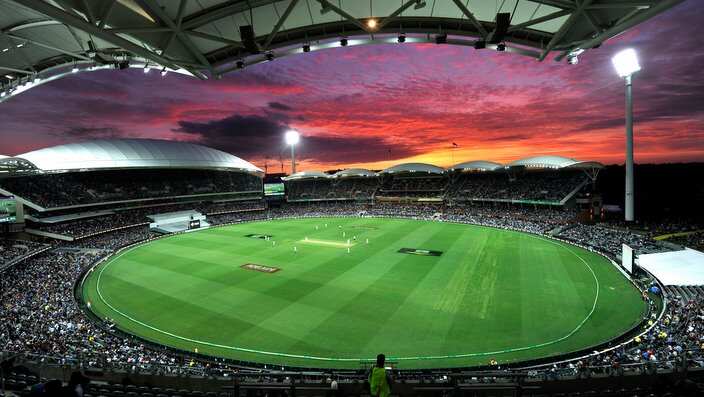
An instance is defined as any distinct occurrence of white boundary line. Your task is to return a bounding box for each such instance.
[90,216,605,363]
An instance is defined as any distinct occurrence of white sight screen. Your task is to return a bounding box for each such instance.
[622,244,634,274]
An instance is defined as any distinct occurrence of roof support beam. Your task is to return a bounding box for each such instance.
[135,0,214,73]
[377,0,423,30]
[538,0,593,61]
[160,0,188,56]
[97,0,117,29]
[583,10,602,33]
[6,20,62,32]
[0,65,33,75]
[184,30,243,47]
[78,0,96,25]
[507,9,571,32]
[586,1,654,9]
[263,0,299,50]
[555,0,685,61]
[3,32,92,61]
[532,0,576,9]
[451,0,488,38]
[10,0,182,71]
[182,0,282,31]
[315,0,371,33]
[107,27,173,33]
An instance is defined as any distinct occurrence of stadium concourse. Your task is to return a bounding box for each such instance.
[0,139,703,396]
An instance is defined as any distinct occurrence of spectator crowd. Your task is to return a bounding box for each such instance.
[0,239,48,268]
[1,200,702,381]
[0,169,262,208]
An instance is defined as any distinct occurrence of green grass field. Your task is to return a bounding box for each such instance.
[81,217,646,369]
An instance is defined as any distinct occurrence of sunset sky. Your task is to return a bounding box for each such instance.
[0,1,702,173]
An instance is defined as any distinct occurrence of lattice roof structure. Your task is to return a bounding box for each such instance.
[1,0,683,102]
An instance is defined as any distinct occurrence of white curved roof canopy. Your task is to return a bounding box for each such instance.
[16,139,263,174]
[282,171,330,181]
[333,168,377,178]
[448,160,504,172]
[508,155,603,169]
[564,161,605,170]
[381,163,445,175]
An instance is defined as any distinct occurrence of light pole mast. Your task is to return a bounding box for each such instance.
[291,143,296,174]
[285,130,300,175]
[612,48,641,222]
[624,74,634,222]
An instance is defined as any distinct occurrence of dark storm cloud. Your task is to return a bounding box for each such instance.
[176,114,284,157]
[268,102,293,111]
[481,133,533,142]
[175,113,420,163]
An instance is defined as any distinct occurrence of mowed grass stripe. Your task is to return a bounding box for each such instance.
[288,220,446,355]
[251,220,422,342]
[266,219,433,354]
[364,222,471,356]
[84,217,646,369]
[96,274,317,351]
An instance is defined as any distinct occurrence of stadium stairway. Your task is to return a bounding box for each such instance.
[666,285,704,301]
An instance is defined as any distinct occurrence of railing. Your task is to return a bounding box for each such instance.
[2,350,702,382]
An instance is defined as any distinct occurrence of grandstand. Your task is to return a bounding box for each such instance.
[0,139,263,211]
[377,163,447,201]
[0,139,264,240]
[283,169,378,202]
[447,156,600,205]
[281,156,602,209]
[1,139,703,396]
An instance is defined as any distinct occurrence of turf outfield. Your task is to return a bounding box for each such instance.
[81,217,646,369]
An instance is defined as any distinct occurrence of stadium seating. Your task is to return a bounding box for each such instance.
[0,239,48,269]
[2,198,703,397]
[377,175,447,198]
[0,169,262,209]
[285,177,378,201]
[447,169,588,203]
[282,168,591,204]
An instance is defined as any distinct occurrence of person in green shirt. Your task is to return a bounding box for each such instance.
[369,353,392,397]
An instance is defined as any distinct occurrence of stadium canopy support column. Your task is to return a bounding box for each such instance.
[625,74,634,222]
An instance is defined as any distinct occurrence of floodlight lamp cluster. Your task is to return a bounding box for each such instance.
[285,130,300,145]
[612,48,641,78]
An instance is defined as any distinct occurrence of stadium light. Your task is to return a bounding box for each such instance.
[612,48,641,78]
[285,130,300,174]
[612,48,640,222]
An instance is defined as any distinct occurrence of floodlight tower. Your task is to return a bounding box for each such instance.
[612,48,641,222]
[285,129,300,174]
